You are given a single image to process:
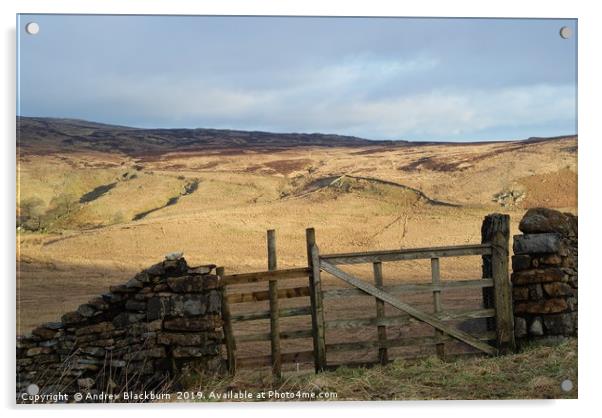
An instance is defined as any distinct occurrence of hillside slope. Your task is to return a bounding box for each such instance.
[17,117,395,156]
[16,118,577,330]
[16,117,577,232]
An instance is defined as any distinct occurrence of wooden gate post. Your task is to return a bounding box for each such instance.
[373,261,389,364]
[431,257,445,359]
[267,229,282,379]
[481,214,516,353]
[306,228,326,372]
[217,266,237,375]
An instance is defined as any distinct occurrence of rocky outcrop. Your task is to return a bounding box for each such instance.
[512,208,577,342]
[492,189,526,207]
[16,257,224,402]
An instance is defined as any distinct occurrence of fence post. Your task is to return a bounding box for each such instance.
[481,214,516,353]
[430,257,445,359]
[267,229,282,379]
[306,228,326,372]
[217,266,237,375]
[373,262,389,365]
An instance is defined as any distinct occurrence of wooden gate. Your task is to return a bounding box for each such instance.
[218,214,515,376]
[217,229,323,378]
[218,265,314,377]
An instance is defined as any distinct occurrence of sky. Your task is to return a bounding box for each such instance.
[17,15,577,141]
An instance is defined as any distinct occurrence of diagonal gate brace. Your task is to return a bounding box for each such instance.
[319,260,497,356]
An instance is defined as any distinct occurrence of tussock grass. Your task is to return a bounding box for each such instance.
[186,339,577,401]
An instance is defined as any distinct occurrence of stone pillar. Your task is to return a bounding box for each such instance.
[17,257,225,402]
[511,208,577,343]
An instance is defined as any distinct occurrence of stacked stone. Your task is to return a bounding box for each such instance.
[511,208,577,341]
[17,257,224,401]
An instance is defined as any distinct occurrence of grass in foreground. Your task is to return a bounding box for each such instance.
[186,339,577,401]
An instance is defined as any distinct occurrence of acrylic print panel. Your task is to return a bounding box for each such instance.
[16,15,577,403]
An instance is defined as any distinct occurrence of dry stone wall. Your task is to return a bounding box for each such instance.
[511,208,578,342]
[16,257,224,401]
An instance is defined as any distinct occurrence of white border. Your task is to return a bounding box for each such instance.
[2,1,599,417]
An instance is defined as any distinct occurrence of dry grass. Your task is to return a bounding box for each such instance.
[183,338,578,401]
[17,137,577,333]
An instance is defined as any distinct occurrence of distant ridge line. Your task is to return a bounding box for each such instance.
[16,116,577,157]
